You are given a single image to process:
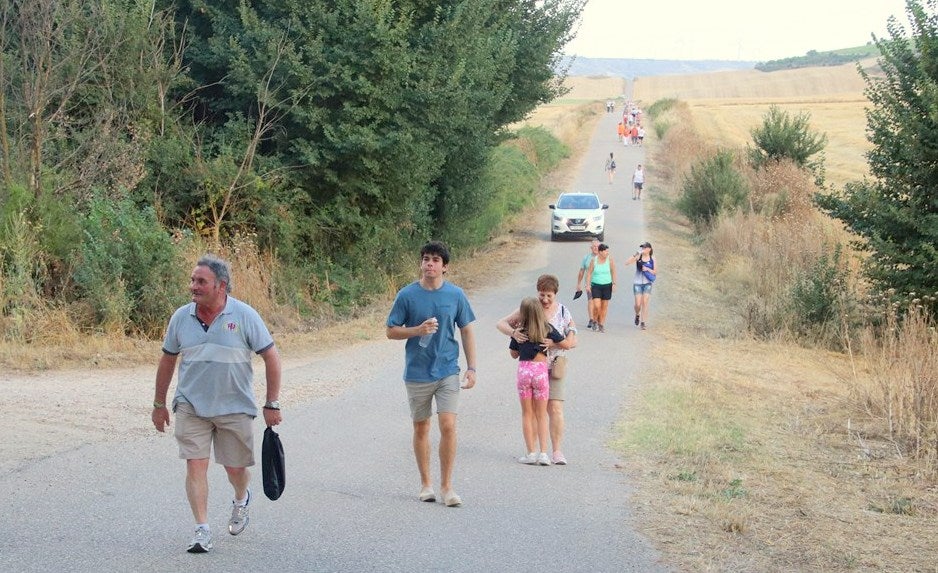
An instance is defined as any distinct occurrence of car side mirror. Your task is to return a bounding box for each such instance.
[548,204,556,209]
[602,204,609,209]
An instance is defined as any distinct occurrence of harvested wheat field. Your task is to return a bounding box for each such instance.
[634,61,876,187]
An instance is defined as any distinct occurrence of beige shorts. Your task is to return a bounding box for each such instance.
[405,374,461,421]
[549,376,566,401]
[174,401,255,467]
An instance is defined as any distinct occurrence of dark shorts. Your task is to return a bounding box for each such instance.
[634,182,644,190]
[591,282,613,300]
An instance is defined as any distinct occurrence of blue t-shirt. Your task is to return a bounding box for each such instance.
[387,281,476,383]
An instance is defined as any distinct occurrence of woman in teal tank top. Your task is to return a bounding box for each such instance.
[584,243,617,332]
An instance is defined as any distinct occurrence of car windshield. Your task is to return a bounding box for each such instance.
[558,195,600,210]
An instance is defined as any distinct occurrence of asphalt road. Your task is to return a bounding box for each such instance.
[0,102,669,572]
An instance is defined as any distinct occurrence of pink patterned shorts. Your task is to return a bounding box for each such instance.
[516,361,550,401]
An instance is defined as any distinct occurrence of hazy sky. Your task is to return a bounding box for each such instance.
[565,0,911,61]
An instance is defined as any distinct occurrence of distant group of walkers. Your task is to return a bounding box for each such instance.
[615,101,644,146]
[150,236,658,555]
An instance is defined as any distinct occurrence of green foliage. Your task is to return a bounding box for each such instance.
[73,198,186,335]
[0,210,45,340]
[721,478,747,500]
[646,97,678,117]
[815,0,938,318]
[1,0,585,330]
[647,98,678,139]
[677,150,749,227]
[442,126,568,249]
[788,243,850,337]
[748,105,827,185]
[755,44,881,72]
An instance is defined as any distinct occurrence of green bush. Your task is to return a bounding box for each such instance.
[646,97,678,117]
[788,243,850,340]
[73,197,186,335]
[653,120,672,140]
[443,126,567,249]
[749,106,827,185]
[677,150,749,227]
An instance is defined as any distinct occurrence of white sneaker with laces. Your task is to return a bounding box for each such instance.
[187,526,213,553]
[228,489,251,535]
[537,452,552,466]
[517,452,538,465]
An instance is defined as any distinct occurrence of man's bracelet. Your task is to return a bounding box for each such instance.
[466,367,476,373]
[153,401,166,409]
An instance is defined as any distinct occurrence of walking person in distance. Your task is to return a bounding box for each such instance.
[632,164,645,200]
[151,255,283,554]
[574,239,600,329]
[625,242,657,330]
[604,152,617,184]
[386,241,478,507]
[585,243,617,333]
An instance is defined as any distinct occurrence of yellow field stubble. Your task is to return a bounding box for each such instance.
[634,62,874,188]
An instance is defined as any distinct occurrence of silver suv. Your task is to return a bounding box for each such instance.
[549,192,608,241]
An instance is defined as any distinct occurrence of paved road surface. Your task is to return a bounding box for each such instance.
[0,98,669,572]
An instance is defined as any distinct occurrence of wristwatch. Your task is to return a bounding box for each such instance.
[263,400,281,410]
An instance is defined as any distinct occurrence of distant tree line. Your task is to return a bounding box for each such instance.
[755,46,880,72]
[0,0,584,335]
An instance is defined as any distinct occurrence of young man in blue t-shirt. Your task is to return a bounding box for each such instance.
[386,241,477,507]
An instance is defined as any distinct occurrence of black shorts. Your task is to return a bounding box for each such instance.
[590,282,613,300]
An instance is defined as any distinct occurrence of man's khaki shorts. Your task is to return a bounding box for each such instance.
[405,374,461,421]
[174,401,255,467]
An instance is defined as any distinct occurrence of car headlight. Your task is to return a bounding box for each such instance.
[592,214,603,222]
[553,215,562,222]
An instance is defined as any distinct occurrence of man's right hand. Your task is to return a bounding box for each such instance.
[152,407,171,432]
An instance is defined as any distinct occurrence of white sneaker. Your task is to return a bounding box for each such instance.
[228,489,251,535]
[517,452,538,465]
[537,452,552,466]
[187,526,213,553]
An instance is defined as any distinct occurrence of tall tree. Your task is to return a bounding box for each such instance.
[816,0,938,317]
[155,0,583,264]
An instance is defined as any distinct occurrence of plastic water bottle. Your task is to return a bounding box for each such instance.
[418,317,438,347]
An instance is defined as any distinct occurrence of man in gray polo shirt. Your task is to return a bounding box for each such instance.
[151,255,282,554]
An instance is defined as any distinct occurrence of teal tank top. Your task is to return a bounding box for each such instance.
[591,258,612,285]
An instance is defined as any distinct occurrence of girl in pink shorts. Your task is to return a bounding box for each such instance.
[509,298,567,466]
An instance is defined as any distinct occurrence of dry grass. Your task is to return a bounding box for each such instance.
[620,67,938,571]
[635,61,874,188]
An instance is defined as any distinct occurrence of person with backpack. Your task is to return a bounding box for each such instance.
[604,152,617,184]
[496,274,578,465]
[624,242,657,330]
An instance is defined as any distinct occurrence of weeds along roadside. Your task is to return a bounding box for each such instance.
[0,102,601,372]
[613,98,937,572]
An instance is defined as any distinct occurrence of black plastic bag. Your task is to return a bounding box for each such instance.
[262,426,285,500]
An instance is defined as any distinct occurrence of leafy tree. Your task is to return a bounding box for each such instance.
[748,105,827,184]
[815,0,938,317]
[155,0,583,267]
[677,149,749,227]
